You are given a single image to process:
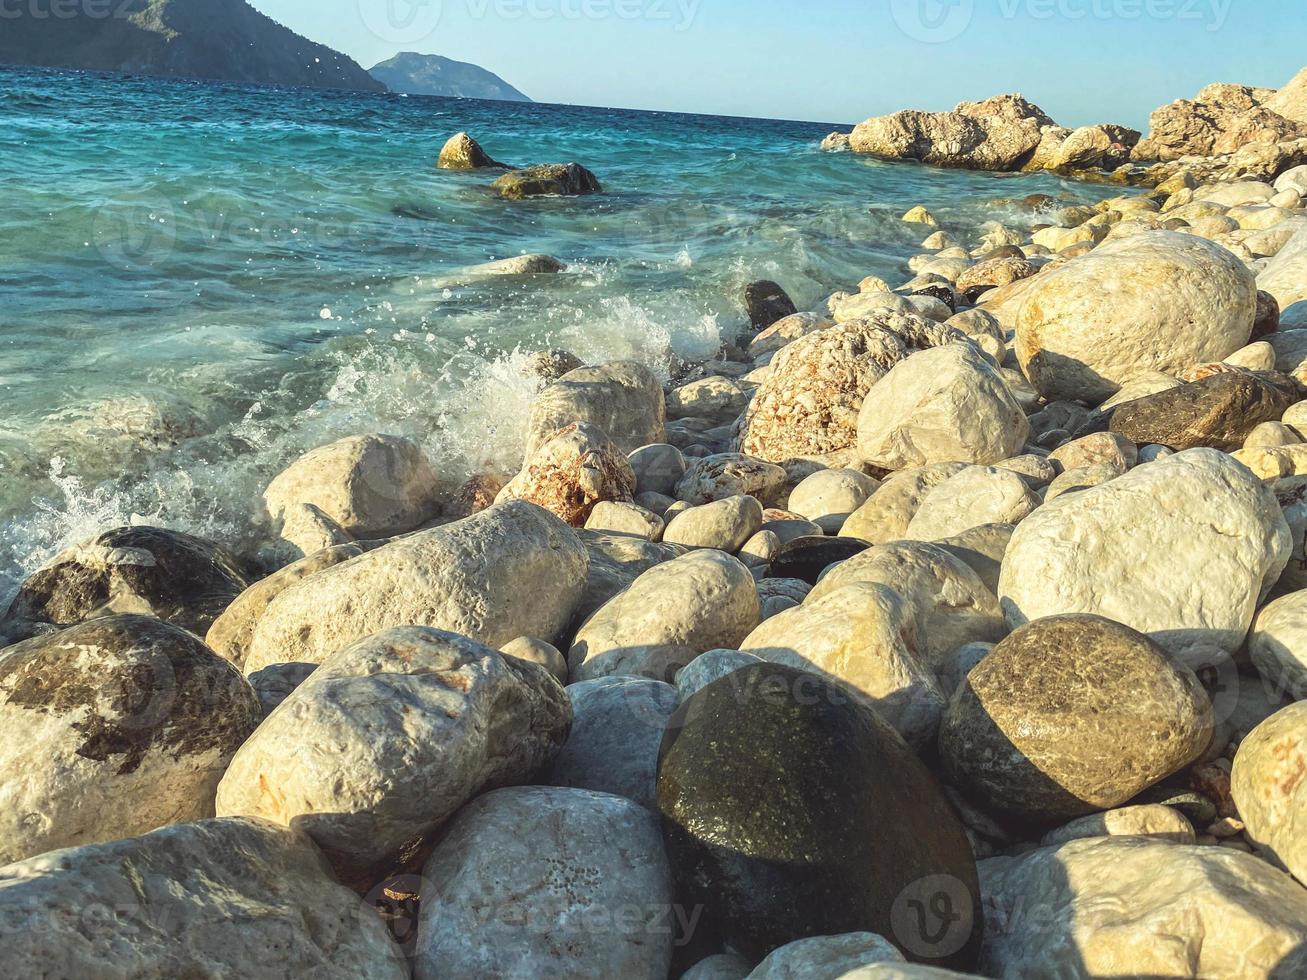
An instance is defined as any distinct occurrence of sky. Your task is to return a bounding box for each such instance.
[253,0,1307,128]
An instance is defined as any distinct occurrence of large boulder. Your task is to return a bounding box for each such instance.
[0,526,248,641]
[1259,224,1307,314]
[569,550,760,681]
[849,95,1049,171]
[1247,591,1307,702]
[856,344,1029,471]
[737,582,945,750]
[492,162,602,199]
[978,837,1307,977]
[1135,81,1307,160]
[216,627,569,879]
[657,663,982,968]
[263,434,440,541]
[0,817,408,978]
[939,615,1213,826]
[999,450,1290,668]
[904,465,1040,541]
[1232,701,1307,885]
[574,530,685,624]
[244,501,588,673]
[526,361,665,457]
[839,463,969,543]
[1108,371,1303,451]
[498,422,636,526]
[437,131,510,170]
[415,787,673,980]
[0,616,260,864]
[1014,231,1257,403]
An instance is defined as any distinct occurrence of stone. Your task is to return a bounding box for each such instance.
[902,205,940,227]
[1248,591,1307,704]
[1260,227,1307,314]
[676,453,787,506]
[807,540,1007,671]
[767,536,869,585]
[744,280,799,331]
[575,531,685,624]
[657,663,981,967]
[264,434,440,540]
[500,635,568,683]
[905,466,1040,541]
[821,132,852,152]
[934,524,1013,594]
[1136,80,1307,160]
[856,344,1029,470]
[544,677,678,809]
[940,615,1213,826]
[524,347,583,382]
[1044,462,1122,501]
[668,377,752,422]
[0,817,408,978]
[437,255,567,287]
[261,503,352,565]
[955,258,1037,304]
[851,96,1049,171]
[437,131,509,169]
[491,162,602,199]
[1245,421,1302,449]
[762,516,823,546]
[585,500,664,541]
[739,583,944,750]
[747,312,831,359]
[629,443,688,497]
[526,361,665,457]
[746,933,905,979]
[787,468,880,534]
[499,422,636,526]
[1048,431,1137,473]
[736,320,910,463]
[415,787,673,980]
[840,464,969,544]
[664,495,764,552]
[0,616,260,864]
[1231,701,1307,884]
[675,649,765,700]
[1039,804,1196,847]
[977,837,1307,977]
[445,473,503,519]
[1015,231,1257,403]
[740,529,781,565]
[248,661,316,716]
[999,449,1291,668]
[1,526,248,642]
[1108,371,1303,451]
[244,501,588,673]
[217,627,570,878]
[569,550,760,682]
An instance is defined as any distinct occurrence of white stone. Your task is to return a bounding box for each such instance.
[526,361,666,456]
[905,466,1040,540]
[746,933,904,979]
[1247,591,1307,703]
[1232,701,1307,885]
[667,376,752,421]
[1259,226,1307,316]
[840,463,970,544]
[676,453,787,506]
[663,495,764,552]
[586,500,664,541]
[1039,804,1195,847]
[788,468,881,534]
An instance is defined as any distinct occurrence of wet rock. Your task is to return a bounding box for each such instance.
[0,615,259,864]
[940,615,1213,826]
[676,453,787,506]
[744,280,799,331]
[437,131,510,170]
[492,162,602,199]
[668,376,753,422]
[499,422,636,526]
[445,472,504,519]
[767,535,869,585]
[527,361,666,457]
[664,495,764,552]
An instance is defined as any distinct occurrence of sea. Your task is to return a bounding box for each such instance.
[0,65,1112,601]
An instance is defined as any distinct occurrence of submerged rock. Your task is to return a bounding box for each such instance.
[492,162,602,199]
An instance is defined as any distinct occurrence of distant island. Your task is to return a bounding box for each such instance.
[0,0,384,92]
[370,53,531,103]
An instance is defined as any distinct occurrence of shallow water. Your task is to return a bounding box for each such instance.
[0,66,1108,599]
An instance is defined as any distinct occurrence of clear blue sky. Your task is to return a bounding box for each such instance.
[254,0,1305,128]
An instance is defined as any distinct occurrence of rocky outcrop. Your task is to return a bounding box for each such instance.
[850,95,1050,171]
[492,163,602,199]
[436,131,513,170]
[1135,81,1307,162]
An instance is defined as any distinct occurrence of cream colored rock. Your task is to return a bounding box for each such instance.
[526,361,666,457]
[1040,805,1195,847]
[747,312,831,359]
[676,453,787,506]
[0,818,408,979]
[840,463,970,543]
[830,290,913,323]
[667,376,752,421]
[978,837,1307,978]
[1049,431,1137,473]
[499,422,636,527]
[1247,591,1307,702]
[935,523,1013,594]
[1258,226,1307,316]
[1045,463,1122,502]
[1098,371,1184,410]
[905,466,1040,541]
[501,635,568,683]
[856,344,1029,471]
[1245,421,1303,450]
[585,500,664,541]
[739,582,944,749]
[944,308,1006,362]
[663,494,764,552]
[1226,340,1279,371]
[739,529,781,565]
[1232,701,1307,885]
[746,933,904,979]
[264,434,440,540]
[1015,231,1257,402]
[999,449,1291,669]
[902,205,939,227]
[569,550,760,682]
[788,469,880,534]
[244,501,588,673]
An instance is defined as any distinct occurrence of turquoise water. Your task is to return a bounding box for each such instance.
[0,65,1105,598]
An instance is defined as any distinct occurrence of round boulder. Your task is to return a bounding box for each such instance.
[526,361,665,457]
[1231,701,1307,885]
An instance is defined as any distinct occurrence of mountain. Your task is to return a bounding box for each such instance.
[0,0,384,93]
[370,53,531,103]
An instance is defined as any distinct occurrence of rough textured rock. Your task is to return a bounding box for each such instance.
[954,257,1037,303]
[245,501,588,673]
[1248,592,1307,702]
[747,312,831,359]
[217,627,570,877]
[850,96,1048,171]
[0,817,408,979]
[856,344,1029,470]
[575,531,685,624]
[492,162,602,199]
[1232,701,1307,884]
[544,676,679,809]
[667,377,752,422]
[1136,81,1307,160]
[569,550,760,681]
[676,453,787,506]
[746,933,905,979]
[657,663,981,967]
[787,468,880,534]
[744,280,799,331]
[663,495,764,552]
[1,526,248,641]
[415,786,673,980]
[437,131,509,170]
[840,464,969,544]
[264,434,440,540]
[675,649,765,700]
[526,361,666,457]
[498,422,636,526]
[905,466,1040,541]
[736,320,910,463]
[940,615,1213,826]
[1039,804,1196,847]
[999,450,1291,668]
[1108,371,1303,451]
[1014,231,1257,403]
[978,837,1307,978]
[738,582,944,750]
[0,616,260,864]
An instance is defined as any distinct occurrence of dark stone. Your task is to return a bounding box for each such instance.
[743,280,799,331]
[979,245,1026,262]
[491,163,602,200]
[766,535,870,585]
[1021,193,1057,211]
[1253,290,1281,341]
[939,615,1214,828]
[1108,370,1303,451]
[912,284,956,312]
[0,526,250,642]
[1128,786,1219,827]
[657,662,982,967]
